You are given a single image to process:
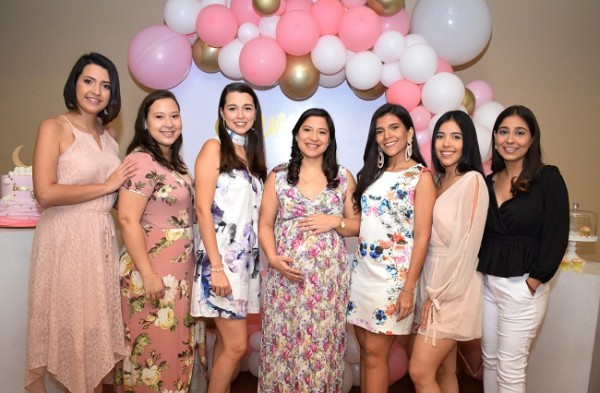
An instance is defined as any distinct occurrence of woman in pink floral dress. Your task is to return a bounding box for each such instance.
[115,90,196,392]
[258,108,359,392]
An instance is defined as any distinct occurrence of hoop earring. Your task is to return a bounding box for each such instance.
[377,148,385,169]
[405,140,413,162]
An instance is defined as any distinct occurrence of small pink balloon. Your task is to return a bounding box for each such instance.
[276,10,319,56]
[285,0,312,12]
[466,80,495,108]
[311,0,345,36]
[410,105,432,131]
[342,0,367,8]
[386,79,421,112]
[436,58,453,74]
[239,36,286,86]
[380,8,409,35]
[196,4,238,48]
[387,340,409,385]
[230,0,262,25]
[128,24,192,89]
[415,128,433,169]
[338,6,381,52]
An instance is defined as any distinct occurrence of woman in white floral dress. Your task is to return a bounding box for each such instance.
[191,83,267,393]
[347,103,435,393]
[116,90,196,392]
[258,108,360,392]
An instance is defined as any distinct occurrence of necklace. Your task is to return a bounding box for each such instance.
[299,172,323,183]
[228,130,246,146]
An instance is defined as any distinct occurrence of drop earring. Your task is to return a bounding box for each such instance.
[377,148,384,169]
[405,140,413,162]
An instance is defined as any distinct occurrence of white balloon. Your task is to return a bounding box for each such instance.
[248,351,260,377]
[346,51,383,90]
[239,354,250,372]
[398,44,438,84]
[351,362,361,386]
[343,362,354,393]
[421,72,465,114]
[473,101,506,132]
[411,0,492,66]
[164,0,203,35]
[345,326,360,364]
[238,22,260,43]
[428,112,443,137]
[249,331,262,351]
[199,0,227,10]
[259,15,280,38]
[319,69,346,88]
[374,30,406,63]
[218,38,244,80]
[475,122,493,161]
[311,35,348,75]
[380,62,402,88]
[405,33,427,47]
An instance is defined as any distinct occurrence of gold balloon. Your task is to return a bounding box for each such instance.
[279,54,319,101]
[253,0,280,16]
[367,0,405,17]
[351,83,386,101]
[192,39,220,73]
[463,88,476,115]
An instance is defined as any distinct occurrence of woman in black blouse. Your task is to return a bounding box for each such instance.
[477,105,569,393]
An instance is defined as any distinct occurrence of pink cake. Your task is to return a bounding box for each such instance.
[0,166,43,227]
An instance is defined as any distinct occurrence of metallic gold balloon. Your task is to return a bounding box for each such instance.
[367,0,405,17]
[192,39,220,73]
[279,54,319,101]
[351,82,386,101]
[253,0,280,16]
[463,87,476,115]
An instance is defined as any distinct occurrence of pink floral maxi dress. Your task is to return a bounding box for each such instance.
[115,151,196,393]
[258,165,350,393]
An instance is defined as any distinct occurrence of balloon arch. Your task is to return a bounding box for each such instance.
[130,0,496,389]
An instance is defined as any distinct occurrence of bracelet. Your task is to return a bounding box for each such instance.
[525,280,536,294]
[401,288,414,295]
[210,266,224,273]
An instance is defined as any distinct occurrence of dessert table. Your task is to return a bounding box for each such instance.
[2,228,599,392]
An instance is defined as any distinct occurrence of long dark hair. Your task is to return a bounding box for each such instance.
[431,110,484,176]
[63,52,121,125]
[217,82,267,181]
[126,90,188,174]
[286,108,340,189]
[352,103,426,211]
[491,105,544,194]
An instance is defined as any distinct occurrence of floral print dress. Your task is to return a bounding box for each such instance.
[116,151,196,393]
[190,167,263,319]
[347,164,427,335]
[258,164,349,393]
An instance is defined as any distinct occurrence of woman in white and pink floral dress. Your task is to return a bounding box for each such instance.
[115,90,196,393]
[258,108,359,392]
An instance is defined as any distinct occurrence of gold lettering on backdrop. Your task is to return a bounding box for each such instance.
[264,113,286,138]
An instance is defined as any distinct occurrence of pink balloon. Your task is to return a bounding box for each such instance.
[285,0,312,12]
[276,10,319,56]
[436,58,453,74]
[415,128,433,169]
[230,0,261,25]
[239,36,286,86]
[342,0,367,8]
[466,80,495,108]
[387,340,409,385]
[386,79,421,112]
[380,8,410,35]
[196,4,238,48]
[338,6,381,52]
[410,105,432,131]
[128,24,192,89]
[311,0,345,36]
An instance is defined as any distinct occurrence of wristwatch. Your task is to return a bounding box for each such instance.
[339,218,346,229]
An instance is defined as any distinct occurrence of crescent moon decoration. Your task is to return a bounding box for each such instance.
[12,144,28,167]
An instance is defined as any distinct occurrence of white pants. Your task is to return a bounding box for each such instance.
[481,274,549,393]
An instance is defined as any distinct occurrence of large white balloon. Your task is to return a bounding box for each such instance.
[164,0,203,35]
[311,35,348,75]
[398,44,437,84]
[218,38,244,80]
[475,122,493,161]
[259,15,280,38]
[411,0,492,66]
[319,69,347,88]
[421,72,465,114]
[374,30,406,63]
[345,51,383,90]
[248,351,260,377]
[238,22,260,43]
[249,331,262,351]
[473,101,506,132]
[380,62,402,87]
[343,362,354,393]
